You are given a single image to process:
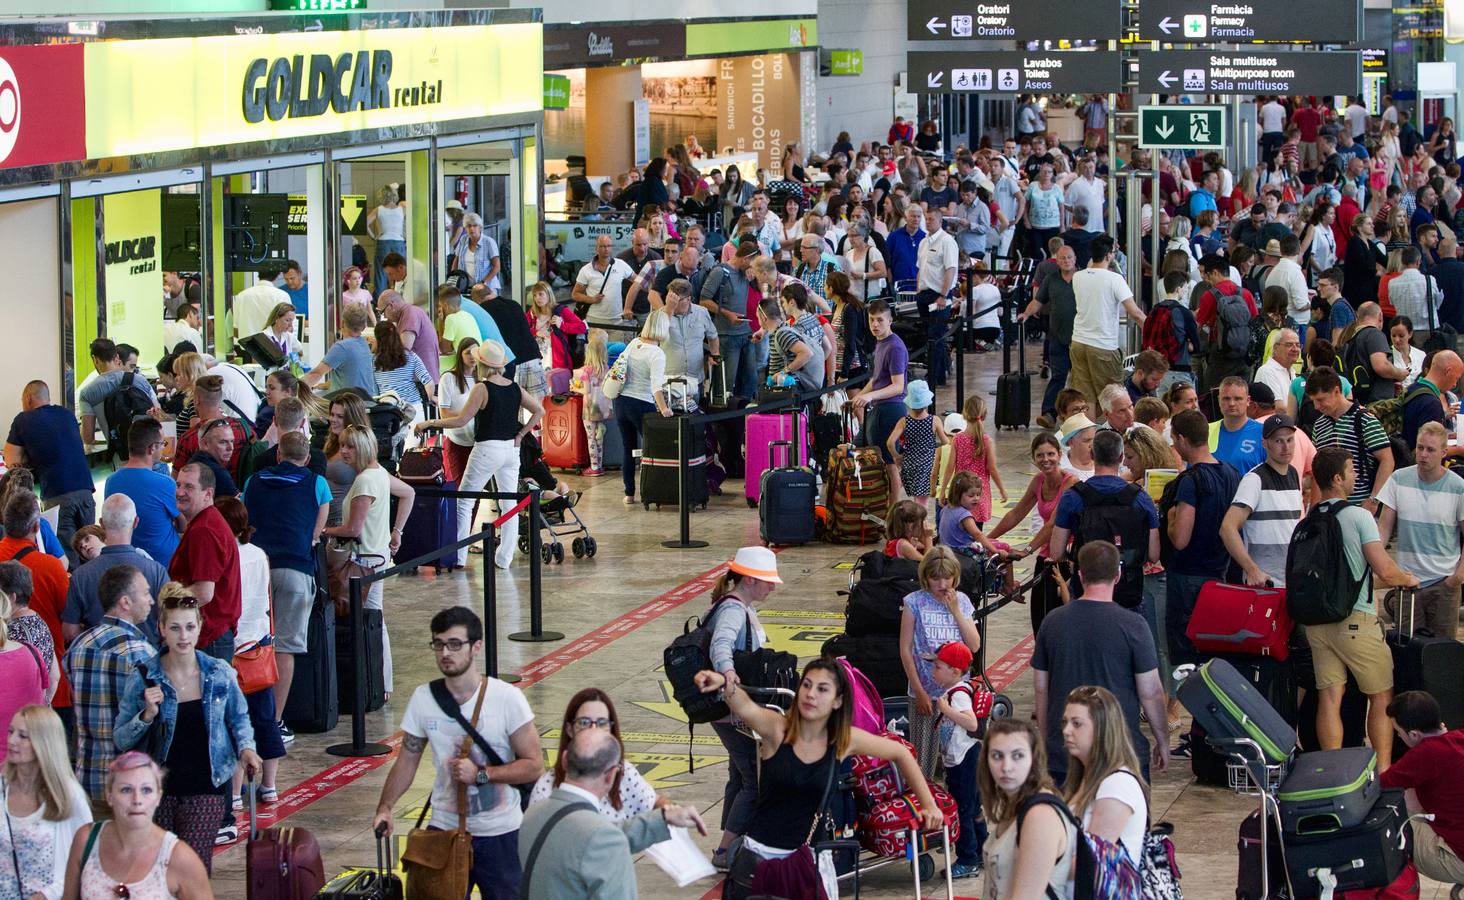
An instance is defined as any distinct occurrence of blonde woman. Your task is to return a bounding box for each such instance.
[322,393,371,526]
[319,426,414,695]
[61,752,213,900]
[0,585,47,766]
[1061,686,1151,878]
[1,705,91,899]
[415,340,543,568]
[607,312,674,505]
[263,302,306,366]
[366,185,406,294]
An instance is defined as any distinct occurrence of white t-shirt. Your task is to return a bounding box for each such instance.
[1259,101,1286,133]
[576,258,636,324]
[970,282,1002,332]
[436,371,478,448]
[939,682,980,767]
[1264,258,1311,324]
[234,282,291,337]
[234,542,272,649]
[1081,769,1149,865]
[1064,176,1106,232]
[528,762,659,824]
[917,229,959,296]
[1346,104,1369,139]
[212,361,263,423]
[1070,267,1133,350]
[399,678,536,837]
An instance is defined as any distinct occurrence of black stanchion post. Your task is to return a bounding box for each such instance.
[326,573,390,757]
[481,524,520,684]
[511,488,564,643]
[955,312,966,412]
[662,414,709,549]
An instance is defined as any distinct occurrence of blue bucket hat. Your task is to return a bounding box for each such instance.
[905,379,934,410]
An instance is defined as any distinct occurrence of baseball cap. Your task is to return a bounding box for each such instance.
[1247,381,1276,406]
[943,413,968,434]
[1262,414,1297,438]
[924,641,974,671]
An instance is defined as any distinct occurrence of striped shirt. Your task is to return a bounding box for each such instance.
[1310,404,1391,503]
[1230,462,1304,586]
[1376,466,1464,586]
[374,351,432,405]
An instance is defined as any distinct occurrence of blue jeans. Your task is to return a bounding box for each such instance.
[1041,340,1071,419]
[711,722,760,836]
[1166,571,1213,668]
[945,749,987,866]
[1143,571,1177,695]
[864,401,906,464]
[927,307,952,386]
[720,331,759,400]
[374,239,406,296]
[471,831,521,899]
[200,630,235,664]
[614,395,657,498]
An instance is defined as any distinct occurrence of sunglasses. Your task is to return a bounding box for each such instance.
[202,419,233,436]
[161,595,199,610]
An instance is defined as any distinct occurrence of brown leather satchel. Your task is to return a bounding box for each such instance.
[401,680,486,900]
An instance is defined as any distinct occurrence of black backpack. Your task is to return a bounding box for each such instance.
[1069,482,1150,609]
[1285,500,1368,626]
[1341,326,1381,398]
[1155,469,1193,570]
[843,550,919,637]
[101,372,154,460]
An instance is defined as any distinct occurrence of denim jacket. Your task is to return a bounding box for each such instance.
[114,651,256,789]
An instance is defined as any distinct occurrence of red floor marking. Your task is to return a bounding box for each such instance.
[219,561,732,851]
[985,634,1036,692]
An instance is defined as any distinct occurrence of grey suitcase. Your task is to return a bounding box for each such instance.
[1277,747,1381,835]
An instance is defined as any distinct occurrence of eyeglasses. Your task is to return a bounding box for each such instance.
[429,638,470,652]
[202,419,232,436]
[572,717,615,731]
[161,595,199,610]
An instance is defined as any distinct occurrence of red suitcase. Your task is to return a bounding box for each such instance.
[246,784,325,899]
[541,394,590,470]
[744,411,808,506]
[1187,581,1294,661]
[857,785,960,857]
[851,731,916,805]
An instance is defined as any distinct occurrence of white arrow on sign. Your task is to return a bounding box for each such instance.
[1154,118,1175,139]
[926,16,946,33]
[1156,70,1177,89]
[928,71,945,88]
[1157,16,1177,34]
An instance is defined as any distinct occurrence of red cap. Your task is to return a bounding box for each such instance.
[933,641,973,671]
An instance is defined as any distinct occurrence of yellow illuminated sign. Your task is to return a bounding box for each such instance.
[83,24,543,160]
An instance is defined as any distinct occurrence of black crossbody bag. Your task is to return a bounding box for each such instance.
[429,678,532,811]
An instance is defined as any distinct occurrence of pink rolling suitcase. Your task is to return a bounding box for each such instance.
[744,412,808,506]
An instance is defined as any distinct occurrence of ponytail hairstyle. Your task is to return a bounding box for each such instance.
[886,499,927,543]
[961,394,988,458]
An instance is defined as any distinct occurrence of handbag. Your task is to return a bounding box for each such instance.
[725,744,839,900]
[232,598,278,695]
[401,680,486,900]
[325,540,384,617]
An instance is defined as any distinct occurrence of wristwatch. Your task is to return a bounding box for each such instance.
[475,767,490,786]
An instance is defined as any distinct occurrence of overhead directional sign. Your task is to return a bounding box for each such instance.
[1138,105,1227,150]
[1137,50,1361,97]
[1137,0,1361,43]
[907,0,1123,42]
[907,51,1125,95]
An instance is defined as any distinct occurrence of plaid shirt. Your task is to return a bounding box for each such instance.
[62,617,157,800]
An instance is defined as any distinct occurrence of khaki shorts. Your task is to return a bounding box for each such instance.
[1413,817,1464,884]
[1305,609,1394,696]
[1299,141,1319,168]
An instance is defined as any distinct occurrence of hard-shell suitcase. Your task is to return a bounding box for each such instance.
[639,414,709,510]
[745,412,808,505]
[246,782,325,899]
[1284,790,1411,899]
[995,317,1030,430]
[315,829,403,900]
[541,393,590,470]
[282,561,338,733]
[1278,747,1381,835]
[1188,581,1294,660]
[1178,657,1297,768]
[600,412,625,470]
[394,478,457,572]
[336,608,386,714]
[759,440,816,547]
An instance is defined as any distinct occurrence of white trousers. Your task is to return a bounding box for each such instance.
[457,439,519,569]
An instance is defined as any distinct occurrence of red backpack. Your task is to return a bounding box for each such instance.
[1142,300,1183,365]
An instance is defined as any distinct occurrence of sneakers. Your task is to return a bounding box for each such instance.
[623,495,636,505]
[232,795,244,812]
[1171,734,1194,759]
[949,862,983,879]
[216,824,239,846]
[277,721,295,746]
[582,468,605,477]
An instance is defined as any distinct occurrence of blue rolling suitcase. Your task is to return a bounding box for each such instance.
[759,439,816,547]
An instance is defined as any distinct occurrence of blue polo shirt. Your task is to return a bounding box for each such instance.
[5,406,93,499]
[886,226,926,285]
[104,466,181,566]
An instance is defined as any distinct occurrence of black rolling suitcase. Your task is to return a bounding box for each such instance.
[639,414,709,510]
[1283,790,1411,899]
[996,317,1030,430]
[283,562,339,733]
[759,439,816,547]
[316,828,403,899]
[1386,587,1464,760]
[337,608,386,714]
[1178,657,1297,770]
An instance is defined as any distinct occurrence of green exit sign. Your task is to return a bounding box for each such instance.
[269,0,367,10]
[1138,105,1226,151]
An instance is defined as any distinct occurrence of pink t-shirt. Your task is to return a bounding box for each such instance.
[0,643,46,762]
[391,302,441,382]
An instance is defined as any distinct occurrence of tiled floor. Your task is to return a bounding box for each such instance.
[206,348,1459,899]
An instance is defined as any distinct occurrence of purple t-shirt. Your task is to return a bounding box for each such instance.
[869,334,909,398]
[392,303,441,383]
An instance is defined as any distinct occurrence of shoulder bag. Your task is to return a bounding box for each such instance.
[401,679,486,900]
[429,678,533,811]
[726,744,840,900]
[325,540,385,617]
[232,603,278,696]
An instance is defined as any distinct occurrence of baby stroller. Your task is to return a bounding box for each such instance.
[514,433,596,563]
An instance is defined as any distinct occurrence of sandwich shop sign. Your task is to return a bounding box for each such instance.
[83,24,542,159]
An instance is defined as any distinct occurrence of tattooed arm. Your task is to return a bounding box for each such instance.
[373,731,428,837]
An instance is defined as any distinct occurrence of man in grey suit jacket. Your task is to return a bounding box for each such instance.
[518,730,708,899]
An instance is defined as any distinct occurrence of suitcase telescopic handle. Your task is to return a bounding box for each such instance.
[770,439,792,469]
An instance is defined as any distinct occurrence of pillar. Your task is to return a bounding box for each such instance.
[585,66,643,176]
